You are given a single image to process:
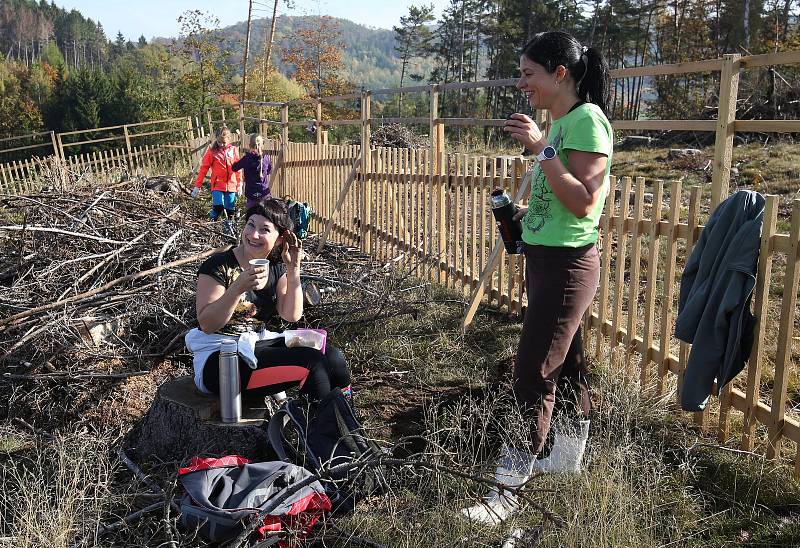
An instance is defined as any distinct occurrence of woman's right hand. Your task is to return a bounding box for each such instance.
[233,266,269,293]
[513,205,528,221]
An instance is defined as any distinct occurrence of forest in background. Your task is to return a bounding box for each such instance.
[1,0,800,142]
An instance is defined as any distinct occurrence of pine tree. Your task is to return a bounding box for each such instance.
[394,4,436,114]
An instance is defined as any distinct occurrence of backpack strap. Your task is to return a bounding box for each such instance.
[332,403,364,457]
[267,408,295,463]
[266,401,324,472]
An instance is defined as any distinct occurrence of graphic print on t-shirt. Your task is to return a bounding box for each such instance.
[523,128,563,234]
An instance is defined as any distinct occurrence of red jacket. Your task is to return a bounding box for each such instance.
[194,144,241,193]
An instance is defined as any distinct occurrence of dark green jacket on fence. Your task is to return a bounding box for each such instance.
[675,190,765,412]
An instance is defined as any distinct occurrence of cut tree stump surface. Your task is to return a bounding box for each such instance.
[129,376,274,464]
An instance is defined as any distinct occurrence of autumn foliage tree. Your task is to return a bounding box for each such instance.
[173,10,234,118]
[281,16,352,98]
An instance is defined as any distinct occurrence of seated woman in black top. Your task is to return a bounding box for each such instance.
[192,198,350,400]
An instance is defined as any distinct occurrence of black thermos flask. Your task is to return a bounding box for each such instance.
[490,188,523,254]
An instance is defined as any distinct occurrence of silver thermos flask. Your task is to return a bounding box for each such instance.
[218,340,241,423]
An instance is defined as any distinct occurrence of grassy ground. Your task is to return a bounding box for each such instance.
[327,276,800,547]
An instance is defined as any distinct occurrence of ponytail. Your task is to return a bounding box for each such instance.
[576,46,611,115]
[521,31,611,115]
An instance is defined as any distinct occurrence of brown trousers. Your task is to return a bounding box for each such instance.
[514,242,600,455]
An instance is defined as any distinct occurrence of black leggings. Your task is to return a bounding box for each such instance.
[203,338,351,400]
[211,204,237,221]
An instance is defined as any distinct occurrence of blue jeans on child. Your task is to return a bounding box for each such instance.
[210,190,237,220]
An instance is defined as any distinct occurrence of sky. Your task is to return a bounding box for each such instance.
[58,0,451,41]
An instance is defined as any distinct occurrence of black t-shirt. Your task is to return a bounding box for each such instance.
[197,249,286,336]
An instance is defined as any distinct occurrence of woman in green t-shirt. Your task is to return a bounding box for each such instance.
[462,31,612,526]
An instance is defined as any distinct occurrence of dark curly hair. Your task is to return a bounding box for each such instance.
[244,197,295,235]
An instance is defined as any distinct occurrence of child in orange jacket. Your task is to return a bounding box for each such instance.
[191,127,241,223]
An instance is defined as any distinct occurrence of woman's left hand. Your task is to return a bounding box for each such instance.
[282,230,303,271]
[504,114,546,153]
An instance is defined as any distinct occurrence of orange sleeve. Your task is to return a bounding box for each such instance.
[194,148,213,188]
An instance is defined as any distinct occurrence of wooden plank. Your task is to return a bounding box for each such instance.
[740,195,778,450]
[640,182,665,385]
[471,156,479,291]
[766,200,800,459]
[440,118,508,127]
[425,148,434,280]
[610,58,724,77]
[734,120,800,133]
[741,50,800,68]
[461,163,532,328]
[595,177,616,361]
[437,152,446,285]
[678,188,707,427]
[370,117,429,125]
[0,141,55,155]
[497,158,506,304]
[439,78,518,90]
[479,156,487,293]
[711,54,741,208]
[657,181,683,395]
[372,84,433,95]
[456,154,464,291]
[625,177,645,377]
[320,119,362,127]
[512,158,525,314]
[612,177,632,350]
[611,120,716,132]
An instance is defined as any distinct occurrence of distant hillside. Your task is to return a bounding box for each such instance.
[217,15,434,91]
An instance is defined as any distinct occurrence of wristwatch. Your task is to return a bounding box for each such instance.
[534,145,557,162]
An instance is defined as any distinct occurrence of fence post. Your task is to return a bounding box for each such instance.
[49,131,59,160]
[315,99,322,146]
[206,109,214,136]
[361,91,372,254]
[712,54,741,437]
[766,200,800,460]
[430,85,443,160]
[56,132,66,162]
[123,124,133,170]
[711,53,740,209]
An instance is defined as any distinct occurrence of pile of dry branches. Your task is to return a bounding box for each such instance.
[0,175,231,428]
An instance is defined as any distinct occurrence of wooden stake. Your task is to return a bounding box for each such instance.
[461,170,532,328]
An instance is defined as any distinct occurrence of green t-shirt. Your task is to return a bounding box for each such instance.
[521,102,613,247]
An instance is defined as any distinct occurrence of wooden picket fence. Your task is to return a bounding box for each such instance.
[274,140,800,474]
[0,136,210,194]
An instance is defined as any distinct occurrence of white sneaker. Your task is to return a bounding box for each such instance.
[460,446,535,526]
[533,420,590,474]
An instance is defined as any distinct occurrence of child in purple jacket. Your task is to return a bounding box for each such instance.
[232,134,272,209]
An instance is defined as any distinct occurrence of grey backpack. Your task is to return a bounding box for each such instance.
[178,455,331,543]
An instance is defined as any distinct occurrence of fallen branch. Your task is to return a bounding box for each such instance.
[0,245,230,329]
[2,370,149,381]
[0,225,125,244]
[116,448,181,513]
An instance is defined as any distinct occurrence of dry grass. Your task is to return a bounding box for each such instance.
[0,428,116,548]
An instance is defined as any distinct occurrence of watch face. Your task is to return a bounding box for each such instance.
[543,146,556,159]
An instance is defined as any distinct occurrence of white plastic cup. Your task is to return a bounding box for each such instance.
[248,258,270,290]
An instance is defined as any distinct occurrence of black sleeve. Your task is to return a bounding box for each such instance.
[272,261,286,283]
[232,156,244,172]
[197,252,228,287]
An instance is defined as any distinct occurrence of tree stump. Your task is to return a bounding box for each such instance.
[129,376,274,464]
